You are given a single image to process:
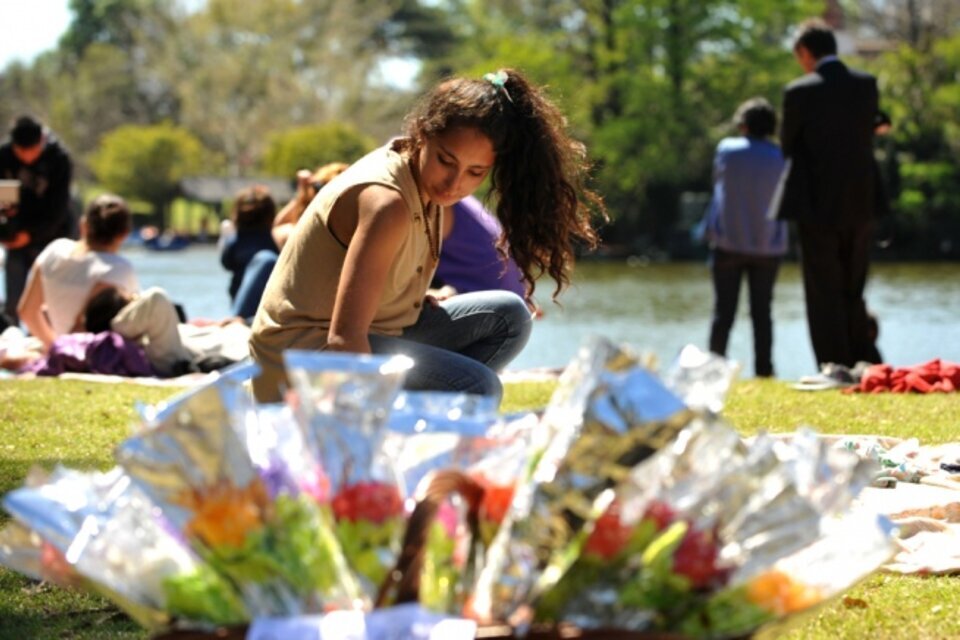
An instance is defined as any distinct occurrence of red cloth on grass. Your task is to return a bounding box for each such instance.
[849,359,960,393]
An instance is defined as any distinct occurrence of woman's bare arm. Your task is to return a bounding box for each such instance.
[326,186,410,354]
[17,265,57,349]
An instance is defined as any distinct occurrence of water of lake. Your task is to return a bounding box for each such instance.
[12,245,960,381]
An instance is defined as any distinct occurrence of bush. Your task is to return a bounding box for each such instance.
[261,122,376,178]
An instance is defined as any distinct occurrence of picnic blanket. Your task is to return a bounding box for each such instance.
[834,435,960,575]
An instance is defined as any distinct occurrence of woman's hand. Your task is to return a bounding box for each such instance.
[425,285,457,305]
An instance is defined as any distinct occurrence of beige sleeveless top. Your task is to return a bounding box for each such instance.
[249,139,441,402]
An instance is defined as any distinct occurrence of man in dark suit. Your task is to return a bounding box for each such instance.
[776,19,883,369]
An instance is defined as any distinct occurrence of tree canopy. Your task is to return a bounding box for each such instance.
[1,0,957,256]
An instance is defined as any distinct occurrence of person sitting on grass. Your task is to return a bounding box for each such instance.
[219,185,279,320]
[18,193,138,349]
[249,69,605,404]
[272,161,351,250]
[84,285,250,376]
[220,164,352,322]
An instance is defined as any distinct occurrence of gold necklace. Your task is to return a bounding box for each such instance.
[422,204,440,262]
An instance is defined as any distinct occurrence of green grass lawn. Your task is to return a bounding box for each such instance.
[0,377,958,639]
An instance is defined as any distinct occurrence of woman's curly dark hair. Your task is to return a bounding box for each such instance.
[401,69,607,301]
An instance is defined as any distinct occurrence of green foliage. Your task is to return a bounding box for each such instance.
[260,122,376,178]
[90,123,205,213]
[425,0,817,245]
[4,0,960,252]
[859,30,960,255]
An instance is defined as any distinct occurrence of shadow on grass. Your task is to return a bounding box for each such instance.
[0,572,145,640]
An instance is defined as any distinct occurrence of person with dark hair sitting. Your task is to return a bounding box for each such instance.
[220,185,279,320]
[220,165,355,322]
[18,193,137,349]
[702,97,787,377]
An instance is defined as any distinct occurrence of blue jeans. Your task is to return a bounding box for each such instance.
[368,290,532,402]
[708,249,780,377]
[231,249,278,321]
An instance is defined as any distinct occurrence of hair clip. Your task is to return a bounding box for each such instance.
[483,70,513,103]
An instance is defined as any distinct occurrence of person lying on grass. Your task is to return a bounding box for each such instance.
[83,285,249,376]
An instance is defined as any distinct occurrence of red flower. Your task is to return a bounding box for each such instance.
[642,500,676,531]
[331,481,403,524]
[584,501,632,560]
[672,527,724,589]
[471,475,515,525]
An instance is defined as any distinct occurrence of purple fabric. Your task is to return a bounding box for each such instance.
[436,196,526,298]
[26,331,156,377]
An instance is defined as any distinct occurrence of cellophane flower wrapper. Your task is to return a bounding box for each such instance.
[1,465,245,630]
[388,390,502,437]
[0,521,74,586]
[381,395,540,613]
[115,364,357,617]
[0,466,82,588]
[284,351,413,601]
[535,416,896,639]
[470,336,694,622]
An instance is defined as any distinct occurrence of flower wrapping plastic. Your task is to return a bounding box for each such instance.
[284,351,413,600]
[115,364,359,617]
[470,337,695,622]
[2,466,245,629]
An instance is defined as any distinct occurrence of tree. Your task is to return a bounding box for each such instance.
[425,0,818,250]
[261,122,376,178]
[91,123,205,228]
[861,30,960,256]
[156,0,424,176]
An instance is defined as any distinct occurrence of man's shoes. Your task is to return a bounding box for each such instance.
[792,362,858,391]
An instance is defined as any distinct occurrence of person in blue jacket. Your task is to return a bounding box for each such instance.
[702,97,787,377]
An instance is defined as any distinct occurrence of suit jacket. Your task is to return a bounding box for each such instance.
[775,60,879,225]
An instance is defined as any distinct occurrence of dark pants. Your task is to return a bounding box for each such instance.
[797,221,883,369]
[709,249,781,377]
[3,244,42,324]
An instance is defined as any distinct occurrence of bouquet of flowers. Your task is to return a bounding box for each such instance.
[469,337,695,622]
[1,466,246,630]
[284,351,413,600]
[115,365,359,617]
[531,416,894,638]
[383,406,540,613]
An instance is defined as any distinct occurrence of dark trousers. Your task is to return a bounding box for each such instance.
[797,221,883,369]
[3,244,42,324]
[709,249,780,377]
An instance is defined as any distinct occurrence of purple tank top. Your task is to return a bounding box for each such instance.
[436,196,525,297]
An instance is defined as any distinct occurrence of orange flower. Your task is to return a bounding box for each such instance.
[746,570,822,615]
[177,478,270,548]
